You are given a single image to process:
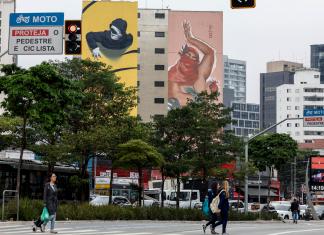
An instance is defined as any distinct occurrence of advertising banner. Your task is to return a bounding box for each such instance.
[310,156,324,191]
[168,11,223,109]
[304,109,324,127]
[82,1,138,113]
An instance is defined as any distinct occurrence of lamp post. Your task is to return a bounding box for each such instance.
[244,117,303,214]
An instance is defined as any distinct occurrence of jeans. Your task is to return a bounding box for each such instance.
[213,211,228,234]
[206,213,218,228]
[292,211,299,221]
[44,213,56,230]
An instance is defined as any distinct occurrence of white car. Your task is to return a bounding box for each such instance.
[90,196,132,207]
[271,203,292,220]
[229,200,245,213]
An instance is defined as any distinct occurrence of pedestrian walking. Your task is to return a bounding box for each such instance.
[213,180,230,235]
[290,198,300,224]
[202,182,219,234]
[42,173,59,234]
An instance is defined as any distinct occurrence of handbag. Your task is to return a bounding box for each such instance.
[40,207,49,222]
[210,190,224,214]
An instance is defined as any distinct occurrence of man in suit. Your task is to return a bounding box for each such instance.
[42,173,59,234]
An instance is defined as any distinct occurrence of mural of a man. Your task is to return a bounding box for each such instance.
[168,21,218,109]
[86,18,133,59]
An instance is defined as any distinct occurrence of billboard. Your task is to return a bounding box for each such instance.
[168,11,223,109]
[304,109,324,127]
[310,156,324,191]
[82,1,138,113]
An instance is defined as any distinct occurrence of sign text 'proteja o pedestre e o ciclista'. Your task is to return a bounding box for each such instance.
[8,12,64,55]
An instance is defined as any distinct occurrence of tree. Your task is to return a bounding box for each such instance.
[50,59,137,201]
[249,133,298,201]
[117,139,164,206]
[0,63,79,201]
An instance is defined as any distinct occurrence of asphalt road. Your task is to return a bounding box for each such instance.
[0,220,324,235]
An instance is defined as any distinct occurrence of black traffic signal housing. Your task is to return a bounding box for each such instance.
[65,20,81,55]
[231,0,256,9]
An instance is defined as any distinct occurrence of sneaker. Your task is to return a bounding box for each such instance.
[211,229,219,235]
[202,225,207,234]
[50,230,58,234]
[41,225,45,233]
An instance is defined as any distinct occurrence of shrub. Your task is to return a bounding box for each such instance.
[14,198,278,221]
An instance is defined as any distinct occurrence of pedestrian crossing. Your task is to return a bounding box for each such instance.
[0,224,194,235]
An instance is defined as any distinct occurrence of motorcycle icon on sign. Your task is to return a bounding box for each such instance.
[16,15,30,24]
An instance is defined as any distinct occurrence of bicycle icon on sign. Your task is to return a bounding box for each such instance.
[16,15,30,24]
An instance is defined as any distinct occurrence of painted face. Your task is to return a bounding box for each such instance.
[179,51,199,76]
[110,25,123,41]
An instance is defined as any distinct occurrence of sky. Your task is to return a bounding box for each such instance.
[15,0,324,103]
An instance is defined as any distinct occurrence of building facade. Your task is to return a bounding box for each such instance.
[260,71,295,131]
[137,9,169,122]
[267,61,303,73]
[276,69,324,143]
[310,44,324,84]
[0,0,14,65]
[223,55,246,103]
[230,102,260,137]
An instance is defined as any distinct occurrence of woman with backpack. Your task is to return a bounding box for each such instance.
[202,182,219,234]
[213,180,230,235]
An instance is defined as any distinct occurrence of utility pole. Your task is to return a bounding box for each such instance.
[244,117,303,214]
[305,159,319,220]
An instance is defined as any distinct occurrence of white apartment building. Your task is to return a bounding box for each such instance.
[0,0,15,65]
[276,68,324,143]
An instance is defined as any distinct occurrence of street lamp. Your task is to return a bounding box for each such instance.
[244,117,303,214]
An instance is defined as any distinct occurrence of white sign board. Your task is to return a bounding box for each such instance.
[8,13,64,55]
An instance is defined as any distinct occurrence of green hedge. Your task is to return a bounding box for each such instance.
[1,198,278,221]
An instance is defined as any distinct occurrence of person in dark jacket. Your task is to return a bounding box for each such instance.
[213,180,230,235]
[290,198,300,224]
[202,182,219,234]
[42,173,58,234]
[86,18,133,59]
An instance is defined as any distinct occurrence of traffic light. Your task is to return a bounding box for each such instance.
[65,20,81,55]
[231,0,256,9]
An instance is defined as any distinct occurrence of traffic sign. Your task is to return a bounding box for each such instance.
[303,109,324,127]
[8,12,64,55]
[231,0,256,9]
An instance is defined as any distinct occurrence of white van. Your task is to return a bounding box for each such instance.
[165,190,201,209]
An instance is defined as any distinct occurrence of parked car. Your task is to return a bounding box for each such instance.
[90,196,132,207]
[165,190,201,209]
[314,205,324,220]
[272,203,292,220]
[229,200,245,213]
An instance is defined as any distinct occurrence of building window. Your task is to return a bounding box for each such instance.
[155,32,165,37]
[315,75,320,78]
[155,13,165,19]
[155,65,165,70]
[241,112,248,119]
[138,48,140,53]
[295,89,300,93]
[138,31,141,37]
[287,123,292,127]
[233,111,240,118]
[138,12,141,18]
[137,81,140,87]
[295,106,300,110]
[245,121,252,128]
[154,98,165,104]
[287,97,292,102]
[287,106,291,110]
[239,120,244,127]
[287,89,292,93]
[137,64,140,70]
[154,114,164,119]
[295,123,300,127]
[287,114,292,118]
[305,140,313,143]
[154,81,165,87]
[155,48,165,54]
[137,96,140,104]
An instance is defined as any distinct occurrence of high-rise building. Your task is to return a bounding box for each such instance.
[260,70,296,131]
[223,55,246,103]
[138,9,169,122]
[267,61,303,73]
[310,44,324,84]
[277,68,324,143]
[0,0,15,65]
[137,9,223,122]
[229,102,260,137]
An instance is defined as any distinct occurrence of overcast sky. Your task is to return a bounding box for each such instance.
[16,0,324,103]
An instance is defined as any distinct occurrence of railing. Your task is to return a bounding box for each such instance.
[2,190,18,221]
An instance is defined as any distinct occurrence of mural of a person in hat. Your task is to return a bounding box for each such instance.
[168,21,218,109]
[86,18,133,59]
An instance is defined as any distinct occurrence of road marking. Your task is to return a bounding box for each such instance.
[0,225,25,229]
[79,231,123,235]
[57,230,98,234]
[267,229,323,235]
